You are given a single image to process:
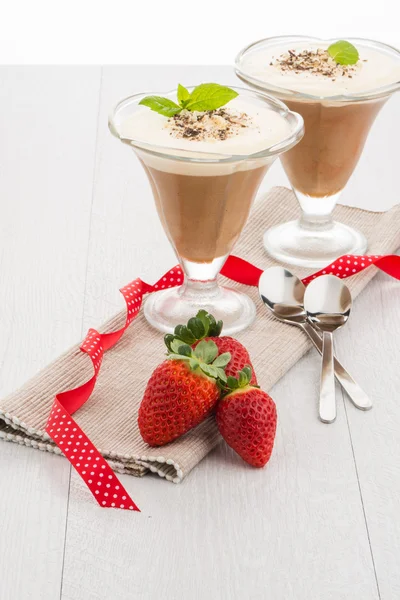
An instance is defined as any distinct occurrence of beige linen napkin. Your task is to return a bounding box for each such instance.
[1,187,399,483]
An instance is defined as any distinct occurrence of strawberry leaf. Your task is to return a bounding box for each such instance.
[242,366,252,380]
[221,366,254,394]
[170,338,186,354]
[213,352,231,368]
[188,358,199,370]
[214,320,223,336]
[227,376,239,389]
[164,334,175,352]
[238,370,248,387]
[201,364,219,378]
[196,311,222,337]
[194,340,218,364]
[187,318,206,340]
[195,310,210,337]
[178,344,192,357]
[216,367,227,383]
[173,324,196,345]
[167,353,190,361]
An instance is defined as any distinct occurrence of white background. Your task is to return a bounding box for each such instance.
[1,0,399,64]
[1,6,400,599]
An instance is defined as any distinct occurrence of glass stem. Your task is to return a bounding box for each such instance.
[295,189,342,232]
[179,256,229,301]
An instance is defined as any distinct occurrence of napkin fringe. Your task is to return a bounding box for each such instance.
[0,409,184,481]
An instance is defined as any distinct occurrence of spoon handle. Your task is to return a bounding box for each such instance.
[320,331,336,423]
[301,321,372,411]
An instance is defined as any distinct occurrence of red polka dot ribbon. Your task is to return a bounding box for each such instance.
[46,254,399,511]
[301,254,400,286]
[221,253,400,287]
[45,267,184,512]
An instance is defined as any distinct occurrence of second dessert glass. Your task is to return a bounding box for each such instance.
[236,36,400,267]
[109,87,303,334]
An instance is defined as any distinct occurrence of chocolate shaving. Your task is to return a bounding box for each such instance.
[165,107,254,142]
[272,48,359,79]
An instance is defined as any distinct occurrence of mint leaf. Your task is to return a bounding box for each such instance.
[327,40,359,66]
[177,84,190,107]
[139,95,181,117]
[185,83,238,112]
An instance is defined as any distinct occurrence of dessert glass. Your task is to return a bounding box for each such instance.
[235,36,400,267]
[109,87,303,334]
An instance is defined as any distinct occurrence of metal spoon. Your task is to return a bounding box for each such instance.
[258,267,372,412]
[304,275,352,423]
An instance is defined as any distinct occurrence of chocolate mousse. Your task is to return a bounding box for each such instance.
[280,97,385,197]
[236,38,400,198]
[119,93,299,264]
[143,162,268,263]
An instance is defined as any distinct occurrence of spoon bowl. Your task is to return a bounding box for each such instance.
[304,275,352,333]
[258,267,306,324]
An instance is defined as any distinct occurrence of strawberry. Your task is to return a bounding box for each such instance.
[138,339,231,446]
[203,336,257,385]
[165,310,257,384]
[216,367,277,468]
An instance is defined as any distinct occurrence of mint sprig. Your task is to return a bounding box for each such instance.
[138,96,181,117]
[177,83,191,107]
[139,83,238,117]
[327,40,359,66]
[184,83,238,111]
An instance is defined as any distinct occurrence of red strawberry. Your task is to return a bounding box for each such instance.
[166,311,257,384]
[139,340,231,446]
[199,337,257,385]
[216,367,277,468]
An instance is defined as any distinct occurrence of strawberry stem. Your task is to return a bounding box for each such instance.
[164,311,223,353]
[220,365,257,395]
[166,338,231,384]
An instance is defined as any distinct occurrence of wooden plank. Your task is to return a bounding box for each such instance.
[61,66,379,600]
[334,271,400,599]
[0,66,101,599]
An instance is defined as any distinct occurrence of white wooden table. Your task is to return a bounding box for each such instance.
[0,66,399,600]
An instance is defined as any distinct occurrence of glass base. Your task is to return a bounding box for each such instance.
[144,284,256,335]
[263,219,368,268]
